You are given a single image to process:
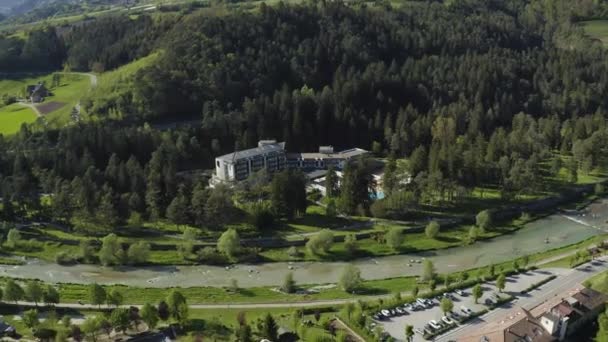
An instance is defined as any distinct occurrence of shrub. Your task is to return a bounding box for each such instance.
[55,251,77,265]
[196,247,228,264]
[306,230,334,256]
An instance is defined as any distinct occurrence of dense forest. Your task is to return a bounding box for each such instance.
[1,0,608,230]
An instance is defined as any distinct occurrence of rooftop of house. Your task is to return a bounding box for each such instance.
[551,302,574,317]
[459,285,606,342]
[460,311,556,342]
[504,316,555,342]
[572,287,607,311]
[27,82,46,94]
[216,141,286,162]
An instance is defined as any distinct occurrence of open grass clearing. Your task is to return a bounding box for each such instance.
[581,20,608,46]
[0,72,90,130]
[584,269,608,294]
[0,103,37,135]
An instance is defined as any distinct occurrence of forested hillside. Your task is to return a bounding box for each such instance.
[1,0,608,228]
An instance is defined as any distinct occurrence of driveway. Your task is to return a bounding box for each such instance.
[378,269,561,341]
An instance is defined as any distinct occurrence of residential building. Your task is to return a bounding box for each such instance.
[460,286,607,342]
[26,82,48,103]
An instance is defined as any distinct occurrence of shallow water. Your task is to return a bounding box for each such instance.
[1,200,606,288]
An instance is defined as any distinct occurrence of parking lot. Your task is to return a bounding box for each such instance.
[376,269,559,341]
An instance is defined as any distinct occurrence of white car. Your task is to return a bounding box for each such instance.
[442,316,455,325]
[455,289,466,296]
[429,320,441,330]
[381,309,391,317]
[461,306,473,315]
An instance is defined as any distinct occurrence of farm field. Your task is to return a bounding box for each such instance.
[580,20,608,46]
[0,73,91,134]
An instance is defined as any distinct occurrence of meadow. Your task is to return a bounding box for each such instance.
[0,103,37,135]
[0,73,91,135]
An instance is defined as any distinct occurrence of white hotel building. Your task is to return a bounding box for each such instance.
[211,140,368,185]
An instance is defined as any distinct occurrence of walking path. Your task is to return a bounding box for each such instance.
[16,101,41,117]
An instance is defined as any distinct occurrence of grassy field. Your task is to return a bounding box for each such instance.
[581,20,608,46]
[83,52,159,121]
[0,73,91,134]
[584,269,608,294]
[0,103,37,135]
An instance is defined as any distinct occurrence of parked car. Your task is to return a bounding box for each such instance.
[450,311,462,320]
[381,309,391,317]
[455,289,466,296]
[485,298,496,305]
[442,316,455,325]
[461,306,473,315]
[395,307,405,315]
[429,320,441,330]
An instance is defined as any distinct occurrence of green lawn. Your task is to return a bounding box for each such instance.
[44,74,91,126]
[581,20,608,46]
[0,103,37,135]
[261,221,524,262]
[584,270,608,294]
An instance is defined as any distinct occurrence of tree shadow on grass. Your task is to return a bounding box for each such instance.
[188,318,232,339]
[435,236,461,244]
[235,288,256,297]
[355,286,390,296]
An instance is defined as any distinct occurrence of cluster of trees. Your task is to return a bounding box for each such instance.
[234,312,288,342]
[1,0,608,237]
[76,285,187,341]
[0,279,59,306]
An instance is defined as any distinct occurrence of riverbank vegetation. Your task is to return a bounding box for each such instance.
[1,234,604,306]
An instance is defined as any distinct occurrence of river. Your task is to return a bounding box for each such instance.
[1,200,607,288]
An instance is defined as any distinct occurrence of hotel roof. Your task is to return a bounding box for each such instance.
[287,148,368,160]
[216,142,286,162]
